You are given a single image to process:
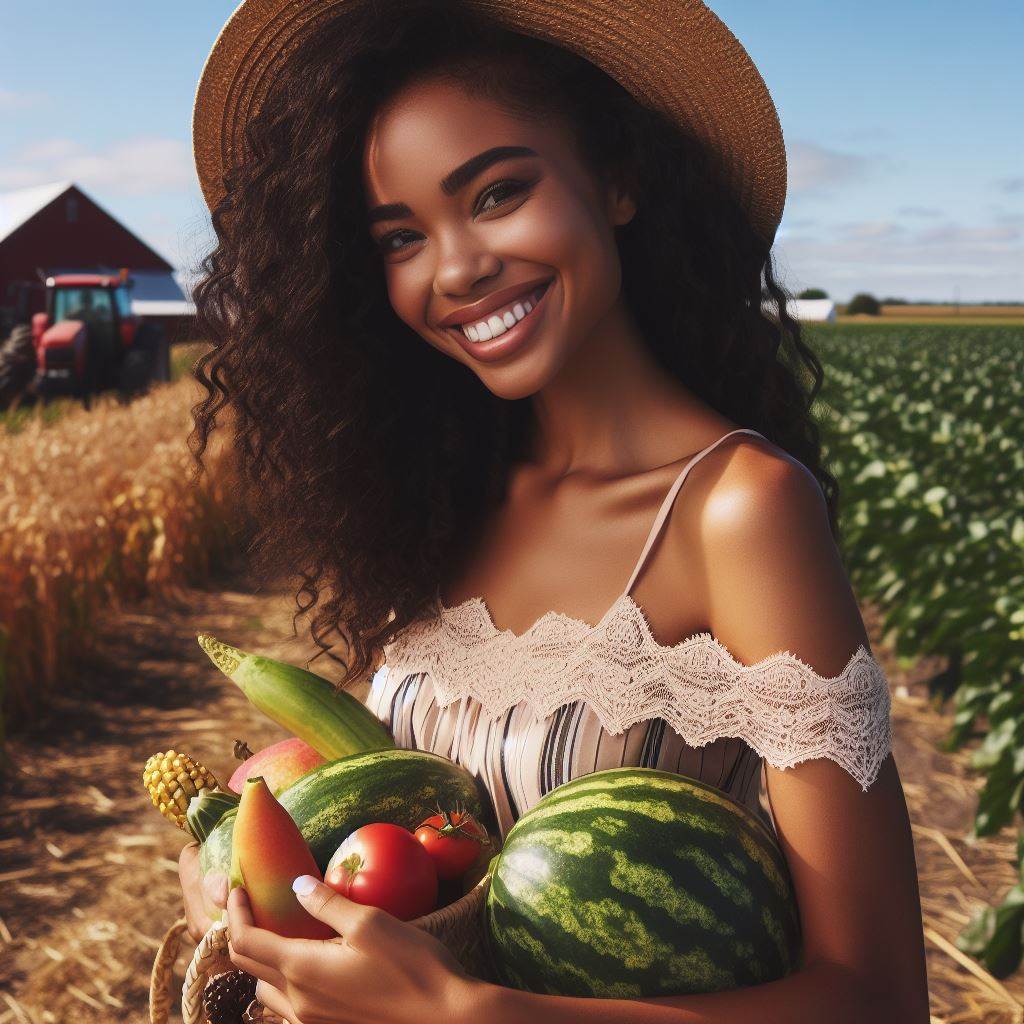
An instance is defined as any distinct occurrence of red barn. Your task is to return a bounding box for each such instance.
[0,181,197,342]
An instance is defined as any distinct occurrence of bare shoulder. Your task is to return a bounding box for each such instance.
[686,430,824,527]
[674,432,869,674]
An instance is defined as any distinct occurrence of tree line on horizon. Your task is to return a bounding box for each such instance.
[761,288,1024,315]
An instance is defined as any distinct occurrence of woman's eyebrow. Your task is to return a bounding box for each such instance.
[367,145,539,225]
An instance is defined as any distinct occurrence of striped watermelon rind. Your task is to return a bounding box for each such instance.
[485,766,801,998]
[201,748,497,876]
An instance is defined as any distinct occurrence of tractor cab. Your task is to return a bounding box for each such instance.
[30,269,168,407]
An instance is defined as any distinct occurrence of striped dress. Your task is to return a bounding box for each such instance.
[359,428,893,843]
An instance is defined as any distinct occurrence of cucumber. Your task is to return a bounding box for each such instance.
[197,634,394,760]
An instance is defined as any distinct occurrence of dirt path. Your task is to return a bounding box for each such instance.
[0,573,1022,1023]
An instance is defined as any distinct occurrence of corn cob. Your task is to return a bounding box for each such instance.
[143,749,219,833]
[196,634,394,760]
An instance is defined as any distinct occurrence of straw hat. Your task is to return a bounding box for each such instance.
[192,0,787,244]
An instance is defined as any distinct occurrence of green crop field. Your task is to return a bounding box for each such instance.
[807,322,1024,976]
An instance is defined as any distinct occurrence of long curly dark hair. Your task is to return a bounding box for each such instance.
[188,0,839,688]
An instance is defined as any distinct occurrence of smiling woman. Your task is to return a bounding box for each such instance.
[185,0,929,1021]
[361,76,637,383]
[189,0,828,679]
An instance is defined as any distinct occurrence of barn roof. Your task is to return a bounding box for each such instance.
[0,181,173,271]
[0,181,73,246]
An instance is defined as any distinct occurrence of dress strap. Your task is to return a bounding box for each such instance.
[621,428,766,598]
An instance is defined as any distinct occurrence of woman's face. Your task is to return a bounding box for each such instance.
[362,76,635,399]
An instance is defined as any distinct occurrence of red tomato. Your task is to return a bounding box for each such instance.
[324,823,437,921]
[414,808,490,880]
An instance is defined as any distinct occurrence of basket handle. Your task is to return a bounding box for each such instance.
[183,920,234,1023]
[149,918,189,1024]
[149,917,236,1024]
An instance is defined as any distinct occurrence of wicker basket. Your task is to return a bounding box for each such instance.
[149,862,498,1024]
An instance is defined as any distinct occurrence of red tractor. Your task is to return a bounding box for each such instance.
[0,268,170,410]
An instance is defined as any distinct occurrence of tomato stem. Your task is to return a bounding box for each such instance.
[340,852,363,877]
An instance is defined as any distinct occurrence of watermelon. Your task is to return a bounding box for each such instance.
[201,748,496,877]
[485,767,802,998]
[199,805,237,880]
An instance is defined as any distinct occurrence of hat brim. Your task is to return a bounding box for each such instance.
[192,0,787,244]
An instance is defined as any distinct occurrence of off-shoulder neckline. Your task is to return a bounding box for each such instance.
[431,591,875,682]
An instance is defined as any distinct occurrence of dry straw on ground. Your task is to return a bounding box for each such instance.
[0,375,243,734]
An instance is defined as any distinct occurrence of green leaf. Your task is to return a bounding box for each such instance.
[986,886,1024,978]
[957,904,996,956]
[855,459,887,484]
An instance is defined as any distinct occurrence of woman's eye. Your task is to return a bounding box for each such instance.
[377,230,418,255]
[375,178,533,257]
[476,178,531,214]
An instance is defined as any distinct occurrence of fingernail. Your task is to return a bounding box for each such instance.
[292,875,318,897]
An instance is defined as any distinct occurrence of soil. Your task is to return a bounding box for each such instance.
[0,569,1022,1023]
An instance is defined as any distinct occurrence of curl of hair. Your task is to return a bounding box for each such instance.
[189,0,840,688]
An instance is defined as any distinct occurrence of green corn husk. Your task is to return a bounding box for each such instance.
[196,634,395,760]
[187,789,241,843]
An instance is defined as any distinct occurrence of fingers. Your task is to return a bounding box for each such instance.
[253,980,296,1023]
[291,876,380,945]
[229,947,289,995]
[178,842,214,943]
[203,870,229,910]
[226,887,291,992]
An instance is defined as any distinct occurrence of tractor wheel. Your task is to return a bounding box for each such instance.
[152,330,171,383]
[120,321,169,399]
[0,324,36,411]
[118,349,150,400]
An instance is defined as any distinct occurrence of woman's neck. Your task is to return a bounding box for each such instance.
[526,295,708,479]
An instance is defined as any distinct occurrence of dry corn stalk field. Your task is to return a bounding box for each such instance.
[0,367,245,742]
[0,366,1022,1021]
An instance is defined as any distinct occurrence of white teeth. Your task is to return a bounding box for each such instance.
[458,283,548,342]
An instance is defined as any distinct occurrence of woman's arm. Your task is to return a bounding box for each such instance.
[463,953,896,1022]
[456,450,930,1024]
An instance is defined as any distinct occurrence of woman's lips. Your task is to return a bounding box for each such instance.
[446,279,553,364]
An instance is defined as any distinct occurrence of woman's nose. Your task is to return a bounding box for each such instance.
[432,238,502,297]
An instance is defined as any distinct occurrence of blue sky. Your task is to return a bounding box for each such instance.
[1,2,1021,301]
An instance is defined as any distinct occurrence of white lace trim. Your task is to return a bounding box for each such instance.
[382,593,893,792]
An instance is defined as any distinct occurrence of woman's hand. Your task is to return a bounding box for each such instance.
[178,840,229,944]
[226,876,480,1024]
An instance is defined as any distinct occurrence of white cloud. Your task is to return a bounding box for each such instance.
[917,223,1021,245]
[996,177,1024,194]
[0,136,194,196]
[0,88,47,111]
[898,205,943,219]
[787,141,869,195]
[775,217,1023,301]
[838,220,904,239]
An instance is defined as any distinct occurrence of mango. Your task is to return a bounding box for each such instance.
[228,737,326,796]
[230,777,336,940]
